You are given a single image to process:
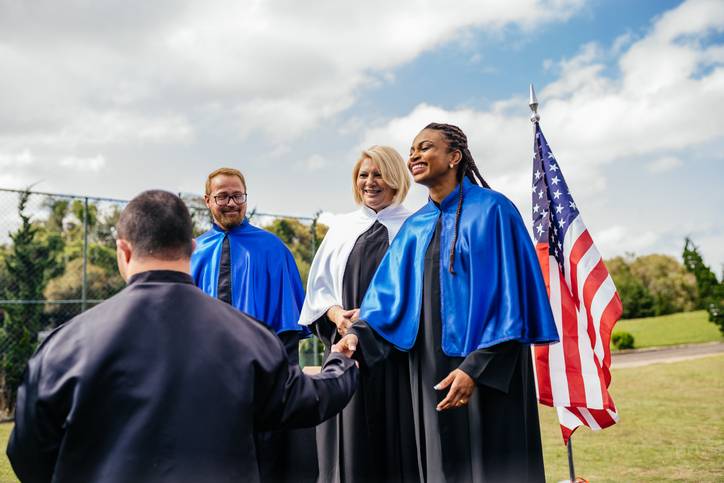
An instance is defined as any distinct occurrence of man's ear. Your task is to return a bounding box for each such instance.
[116,239,133,264]
[203,194,212,210]
[192,239,197,252]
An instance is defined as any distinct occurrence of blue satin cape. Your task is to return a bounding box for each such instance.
[359,178,559,356]
[191,219,307,335]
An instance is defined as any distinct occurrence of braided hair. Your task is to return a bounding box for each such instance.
[423,122,490,274]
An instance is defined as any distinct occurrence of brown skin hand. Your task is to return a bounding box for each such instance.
[434,369,475,411]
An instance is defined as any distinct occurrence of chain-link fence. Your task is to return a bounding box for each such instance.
[0,187,325,414]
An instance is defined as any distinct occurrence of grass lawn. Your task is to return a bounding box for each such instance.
[614,310,723,350]
[540,354,724,482]
[1,355,722,482]
[0,424,14,483]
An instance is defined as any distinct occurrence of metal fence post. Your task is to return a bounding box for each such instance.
[310,211,321,365]
[81,196,89,312]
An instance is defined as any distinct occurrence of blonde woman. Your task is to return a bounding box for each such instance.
[299,145,412,483]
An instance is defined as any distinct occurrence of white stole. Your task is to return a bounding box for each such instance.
[298,203,411,326]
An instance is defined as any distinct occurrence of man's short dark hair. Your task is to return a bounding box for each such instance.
[117,190,193,260]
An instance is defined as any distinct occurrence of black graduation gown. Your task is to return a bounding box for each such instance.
[314,221,419,483]
[350,217,545,483]
[7,270,358,483]
[214,233,315,483]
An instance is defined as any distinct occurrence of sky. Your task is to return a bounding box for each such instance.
[1,0,723,271]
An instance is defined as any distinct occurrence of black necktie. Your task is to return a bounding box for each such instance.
[218,234,232,304]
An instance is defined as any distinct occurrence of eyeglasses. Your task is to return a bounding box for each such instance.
[213,192,247,205]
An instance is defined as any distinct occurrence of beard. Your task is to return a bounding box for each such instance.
[214,207,244,230]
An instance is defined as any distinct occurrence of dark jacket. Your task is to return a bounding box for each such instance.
[7,270,357,483]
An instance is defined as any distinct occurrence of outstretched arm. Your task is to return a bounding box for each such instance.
[254,343,358,431]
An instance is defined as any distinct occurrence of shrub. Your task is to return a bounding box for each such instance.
[611,331,635,350]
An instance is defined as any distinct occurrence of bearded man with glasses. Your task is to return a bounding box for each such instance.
[191,167,316,482]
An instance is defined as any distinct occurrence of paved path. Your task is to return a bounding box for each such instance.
[611,341,724,369]
[302,343,724,374]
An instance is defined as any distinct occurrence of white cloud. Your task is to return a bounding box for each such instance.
[647,156,682,173]
[0,0,585,149]
[59,155,106,172]
[357,0,724,264]
[297,154,327,171]
[0,149,34,168]
[595,225,660,259]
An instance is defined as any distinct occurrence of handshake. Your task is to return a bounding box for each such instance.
[327,305,360,359]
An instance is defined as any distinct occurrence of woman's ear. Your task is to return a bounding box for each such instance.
[449,149,462,168]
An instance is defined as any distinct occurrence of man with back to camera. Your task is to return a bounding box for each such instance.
[6,190,358,483]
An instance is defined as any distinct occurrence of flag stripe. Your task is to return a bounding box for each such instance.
[548,258,572,406]
[599,293,623,387]
[569,229,594,308]
[533,244,554,405]
[562,216,586,289]
[589,274,617,362]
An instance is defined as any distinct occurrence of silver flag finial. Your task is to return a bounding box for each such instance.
[529,83,540,123]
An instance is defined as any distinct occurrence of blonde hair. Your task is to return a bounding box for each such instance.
[352,145,410,206]
[205,167,246,195]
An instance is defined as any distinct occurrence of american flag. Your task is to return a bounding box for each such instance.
[530,123,623,444]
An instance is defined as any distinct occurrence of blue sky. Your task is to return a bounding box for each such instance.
[0,0,722,270]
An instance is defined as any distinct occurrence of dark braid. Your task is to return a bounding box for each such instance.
[423,123,491,274]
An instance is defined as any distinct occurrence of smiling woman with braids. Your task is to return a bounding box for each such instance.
[340,123,559,482]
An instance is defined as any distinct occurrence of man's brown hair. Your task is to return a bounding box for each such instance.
[205,168,246,195]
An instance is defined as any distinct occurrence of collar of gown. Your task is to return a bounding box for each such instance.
[427,177,476,213]
[127,270,194,286]
[359,202,409,221]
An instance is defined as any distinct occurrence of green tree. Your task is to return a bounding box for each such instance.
[607,253,698,318]
[608,256,655,318]
[263,216,328,285]
[629,254,697,316]
[44,258,125,327]
[180,193,213,237]
[682,238,724,334]
[0,190,63,410]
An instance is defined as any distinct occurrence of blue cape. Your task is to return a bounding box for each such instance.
[359,179,559,356]
[191,219,307,335]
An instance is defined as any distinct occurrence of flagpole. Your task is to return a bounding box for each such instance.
[567,437,576,482]
[529,83,577,483]
[529,83,540,124]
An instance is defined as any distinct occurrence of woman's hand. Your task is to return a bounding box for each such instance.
[326,306,357,336]
[434,369,475,412]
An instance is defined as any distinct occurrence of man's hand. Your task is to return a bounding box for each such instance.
[331,334,359,359]
[326,306,357,336]
[434,369,475,412]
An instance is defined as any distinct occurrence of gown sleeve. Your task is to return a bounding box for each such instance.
[254,341,359,431]
[347,320,391,370]
[278,331,301,365]
[7,330,81,483]
[457,341,521,393]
